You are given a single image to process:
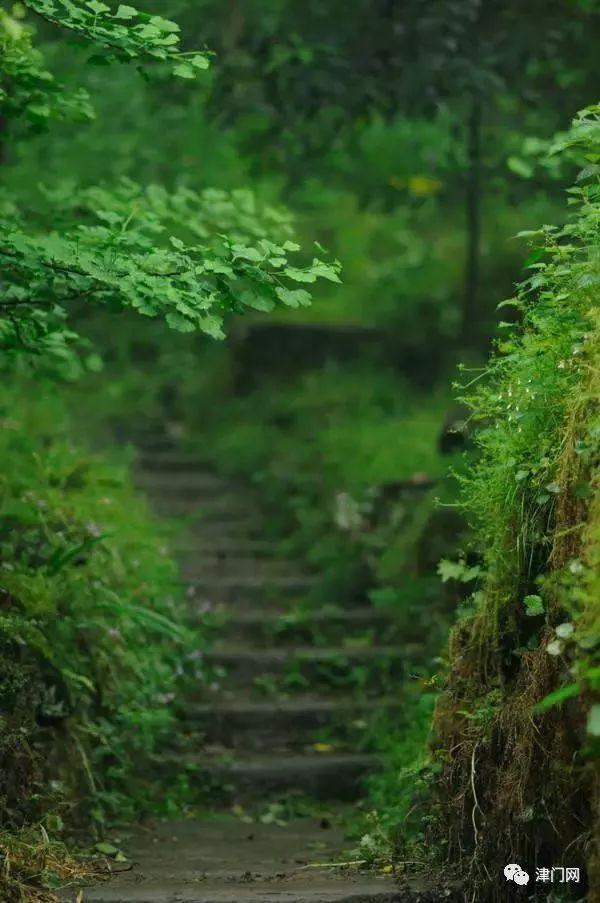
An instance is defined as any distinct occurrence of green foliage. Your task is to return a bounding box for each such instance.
[0,0,340,372]
[437,558,481,584]
[0,7,93,127]
[523,593,544,616]
[184,364,452,602]
[459,105,600,628]
[362,693,437,843]
[22,0,211,76]
[0,178,338,366]
[0,379,196,827]
[432,104,600,889]
[2,1,599,893]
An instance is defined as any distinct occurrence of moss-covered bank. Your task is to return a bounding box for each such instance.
[431,106,600,898]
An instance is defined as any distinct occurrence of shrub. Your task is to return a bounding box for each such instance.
[0,378,195,831]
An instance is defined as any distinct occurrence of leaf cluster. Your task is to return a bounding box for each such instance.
[23,0,210,76]
[0,179,340,364]
[0,3,339,370]
[0,7,93,128]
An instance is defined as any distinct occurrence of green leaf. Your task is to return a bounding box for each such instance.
[275,286,311,308]
[507,156,534,179]
[437,559,481,583]
[149,16,181,33]
[114,5,138,19]
[523,594,544,617]
[587,705,600,737]
[45,813,64,834]
[46,532,110,575]
[63,669,96,693]
[86,0,111,13]
[172,62,196,79]
[308,260,342,283]
[533,681,579,713]
[239,290,274,312]
[231,244,264,262]
[284,266,317,283]
[189,53,210,70]
[95,842,119,856]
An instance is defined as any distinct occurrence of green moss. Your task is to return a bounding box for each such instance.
[431,106,600,895]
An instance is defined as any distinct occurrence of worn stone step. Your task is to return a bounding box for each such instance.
[136,469,229,495]
[184,517,266,539]
[148,489,258,510]
[70,818,407,903]
[180,752,378,801]
[135,435,183,454]
[203,607,402,646]
[176,537,276,556]
[185,575,317,603]
[150,495,264,536]
[137,450,209,471]
[202,645,404,688]
[181,554,308,580]
[75,882,403,902]
[182,696,400,749]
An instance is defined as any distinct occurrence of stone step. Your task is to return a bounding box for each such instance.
[70,818,406,903]
[180,554,308,580]
[184,517,267,539]
[136,469,229,495]
[146,488,258,509]
[137,450,209,471]
[202,645,404,689]
[151,494,263,520]
[185,575,316,603]
[203,607,402,646]
[182,696,400,749]
[176,537,276,556]
[135,435,183,454]
[76,881,403,902]
[179,752,378,801]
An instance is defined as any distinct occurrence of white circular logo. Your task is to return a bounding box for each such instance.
[504,863,529,885]
[504,864,521,880]
[513,868,530,885]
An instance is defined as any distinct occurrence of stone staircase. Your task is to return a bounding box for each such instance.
[136,439,405,805]
[74,436,430,902]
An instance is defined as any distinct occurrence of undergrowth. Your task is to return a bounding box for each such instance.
[198,363,457,603]
[0,825,98,902]
[430,105,600,898]
[0,377,200,882]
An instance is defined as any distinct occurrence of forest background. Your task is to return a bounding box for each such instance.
[1,0,599,900]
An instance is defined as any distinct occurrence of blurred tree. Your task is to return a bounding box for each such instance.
[169,0,600,345]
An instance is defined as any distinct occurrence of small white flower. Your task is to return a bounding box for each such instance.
[555,622,574,639]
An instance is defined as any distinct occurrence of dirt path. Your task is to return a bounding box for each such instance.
[66,434,429,902]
